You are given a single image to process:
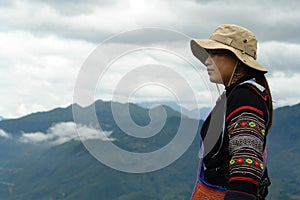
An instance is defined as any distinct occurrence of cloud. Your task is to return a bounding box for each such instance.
[0,31,94,118]
[1,0,300,44]
[259,41,300,73]
[268,72,300,108]
[19,122,114,145]
[177,0,300,43]
[0,129,11,139]
[91,41,216,110]
[0,0,300,118]
[0,0,136,43]
[27,0,116,16]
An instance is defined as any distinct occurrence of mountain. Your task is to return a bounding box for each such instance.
[0,101,299,199]
[0,106,74,137]
[138,101,210,119]
[0,100,199,200]
[267,103,300,199]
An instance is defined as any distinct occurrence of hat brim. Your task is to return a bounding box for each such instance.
[191,39,268,73]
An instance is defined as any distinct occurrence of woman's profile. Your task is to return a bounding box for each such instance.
[190,24,273,200]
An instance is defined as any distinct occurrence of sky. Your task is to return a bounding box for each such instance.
[1,0,300,118]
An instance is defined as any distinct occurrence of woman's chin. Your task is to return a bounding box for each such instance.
[209,77,223,85]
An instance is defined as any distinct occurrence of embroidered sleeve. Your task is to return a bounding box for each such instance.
[224,84,269,195]
[227,111,265,186]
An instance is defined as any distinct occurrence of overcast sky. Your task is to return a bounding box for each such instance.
[1,0,300,118]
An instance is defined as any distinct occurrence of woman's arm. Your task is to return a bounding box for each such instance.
[224,86,269,199]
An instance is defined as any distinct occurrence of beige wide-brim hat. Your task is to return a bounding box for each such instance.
[191,24,267,73]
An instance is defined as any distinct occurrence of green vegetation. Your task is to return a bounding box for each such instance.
[0,101,299,199]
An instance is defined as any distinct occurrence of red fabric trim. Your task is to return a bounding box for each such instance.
[229,176,259,186]
[226,106,263,122]
[244,84,268,101]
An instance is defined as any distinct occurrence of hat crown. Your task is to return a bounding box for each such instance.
[209,24,257,59]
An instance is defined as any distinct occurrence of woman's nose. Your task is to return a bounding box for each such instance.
[204,56,212,66]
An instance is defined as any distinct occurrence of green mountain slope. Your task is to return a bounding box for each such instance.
[0,101,299,199]
[267,103,300,199]
[3,140,199,200]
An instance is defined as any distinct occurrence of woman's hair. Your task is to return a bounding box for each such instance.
[236,63,273,129]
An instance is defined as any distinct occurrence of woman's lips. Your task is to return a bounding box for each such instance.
[207,68,214,74]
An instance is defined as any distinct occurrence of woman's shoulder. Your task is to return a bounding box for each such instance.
[226,83,269,121]
[227,80,268,105]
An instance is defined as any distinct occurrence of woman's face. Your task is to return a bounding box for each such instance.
[205,49,238,86]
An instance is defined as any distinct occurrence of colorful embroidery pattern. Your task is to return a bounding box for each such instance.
[230,120,265,136]
[230,157,264,170]
[227,112,266,183]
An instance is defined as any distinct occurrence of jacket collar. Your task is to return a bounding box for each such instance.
[225,76,254,95]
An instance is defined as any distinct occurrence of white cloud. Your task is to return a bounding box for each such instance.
[259,41,300,73]
[129,0,176,27]
[0,129,11,139]
[19,122,114,145]
[0,0,137,42]
[1,0,300,43]
[91,42,215,111]
[268,72,300,108]
[0,0,300,118]
[76,124,114,142]
[0,31,95,118]
[19,131,50,143]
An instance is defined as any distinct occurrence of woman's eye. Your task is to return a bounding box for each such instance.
[209,51,227,57]
[208,50,218,54]
[209,52,218,56]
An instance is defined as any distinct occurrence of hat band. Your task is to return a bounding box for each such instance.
[210,34,256,59]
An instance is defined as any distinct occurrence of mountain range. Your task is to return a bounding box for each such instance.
[138,101,211,120]
[0,100,299,199]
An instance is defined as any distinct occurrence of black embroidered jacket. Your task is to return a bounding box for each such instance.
[201,76,270,199]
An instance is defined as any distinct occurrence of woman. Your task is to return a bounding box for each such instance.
[190,24,273,200]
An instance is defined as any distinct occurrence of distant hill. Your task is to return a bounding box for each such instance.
[267,103,300,199]
[0,100,199,200]
[138,101,210,119]
[0,101,299,199]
